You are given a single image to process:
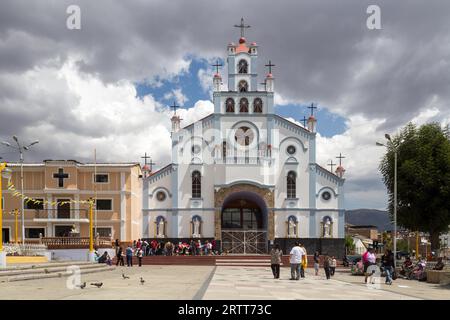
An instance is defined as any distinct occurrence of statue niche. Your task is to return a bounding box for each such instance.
[286,215,298,238]
[155,216,166,238]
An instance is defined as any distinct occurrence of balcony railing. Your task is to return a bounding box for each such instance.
[33,209,89,220]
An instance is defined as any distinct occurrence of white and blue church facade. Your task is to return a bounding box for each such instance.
[142,28,346,257]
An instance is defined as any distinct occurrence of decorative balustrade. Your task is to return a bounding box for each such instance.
[38,236,113,249]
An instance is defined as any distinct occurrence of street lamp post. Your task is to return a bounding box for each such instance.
[1,163,13,267]
[376,133,398,268]
[1,137,39,245]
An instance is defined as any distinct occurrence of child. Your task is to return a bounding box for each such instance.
[330,256,337,276]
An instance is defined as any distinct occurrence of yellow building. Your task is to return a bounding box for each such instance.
[1,160,142,243]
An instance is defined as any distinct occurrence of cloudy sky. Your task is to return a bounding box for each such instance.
[0,0,449,210]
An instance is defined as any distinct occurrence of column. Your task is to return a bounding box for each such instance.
[120,172,126,241]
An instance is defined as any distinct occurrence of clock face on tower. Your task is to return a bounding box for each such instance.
[235,126,254,146]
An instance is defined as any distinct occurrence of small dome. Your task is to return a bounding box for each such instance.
[214,73,221,78]
[336,166,345,172]
[266,73,273,78]
[143,165,150,171]
[308,115,316,121]
[239,37,246,44]
[228,42,235,46]
[251,42,257,46]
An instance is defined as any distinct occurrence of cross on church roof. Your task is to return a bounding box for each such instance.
[147,159,156,172]
[265,60,275,74]
[141,152,151,166]
[211,60,223,74]
[170,101,180,115]
[234,17,251,38]
[53,168,69,188]
[308,103,317,117]
[327,160,336,173]
[301,116,308,127]
[336,153,346,167]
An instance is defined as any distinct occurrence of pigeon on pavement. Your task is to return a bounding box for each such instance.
[90,282,103,288]
[122,273,130,279]
[140,277,145,285]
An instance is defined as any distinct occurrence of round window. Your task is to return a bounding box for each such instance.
[156,191,166,202]
[235,126,254,146]
[287,145,296,155]
[191,145,201,154]
[322,191,331,201]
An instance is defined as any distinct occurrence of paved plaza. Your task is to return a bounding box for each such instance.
[0,265,449,300]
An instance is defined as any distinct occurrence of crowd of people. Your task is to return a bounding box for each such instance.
[111,239,218,267]
[270,242,337,280]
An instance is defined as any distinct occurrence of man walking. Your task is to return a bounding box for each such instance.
[289,242,303,280]
[270,244,282,279]
[126,245,134,267]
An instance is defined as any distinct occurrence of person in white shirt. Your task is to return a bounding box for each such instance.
[290,242,303,280]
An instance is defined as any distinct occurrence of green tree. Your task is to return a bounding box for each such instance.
[345,235,355,254]
[379,122,450,250]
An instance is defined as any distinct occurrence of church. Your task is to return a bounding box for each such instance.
[142,20,346,257]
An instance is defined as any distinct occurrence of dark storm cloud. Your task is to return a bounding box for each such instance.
[1,0,448,126]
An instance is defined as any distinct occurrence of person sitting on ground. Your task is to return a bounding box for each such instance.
[98,251,112,266]
[400,256,414,278]
[433,257,445,270]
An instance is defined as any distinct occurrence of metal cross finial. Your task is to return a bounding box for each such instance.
[308,103,318,117]
[301,116,308,127]
[211,60,223,74]
[336,153,346,167]
[327,160,336,173]
[170,101,180,115]
[148,159,156,172]
[234,17,251,38]
[265,60,275,74]
[141,152,151,166]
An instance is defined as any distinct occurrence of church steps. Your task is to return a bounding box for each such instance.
[119,255,343,268]
[0,260,94,271]
[0,264,112,282]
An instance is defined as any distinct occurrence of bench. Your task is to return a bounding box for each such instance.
[426,264,450,285]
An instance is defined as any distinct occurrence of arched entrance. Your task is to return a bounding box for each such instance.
[220,191,268,254]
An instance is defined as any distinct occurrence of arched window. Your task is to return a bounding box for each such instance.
[192,171,201,198]
[239,98,249,112]
[253,98,263,113]
[287,171,296,199]
[238,59,248,74]
[238,80,248,92]
[225,98,235,113]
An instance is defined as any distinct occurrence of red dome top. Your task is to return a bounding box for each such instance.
[214,73,221,78]
[266,73,273,78]
[308,115,316,121]
[239,37,246,44]
[251,42,257,46]
[143,165,150,171]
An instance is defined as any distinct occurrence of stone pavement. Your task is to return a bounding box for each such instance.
[0,265,214,300]
[201,267,450,300]
[0,265,448,300]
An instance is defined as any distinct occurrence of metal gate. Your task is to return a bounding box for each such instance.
[221,230,267,254]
